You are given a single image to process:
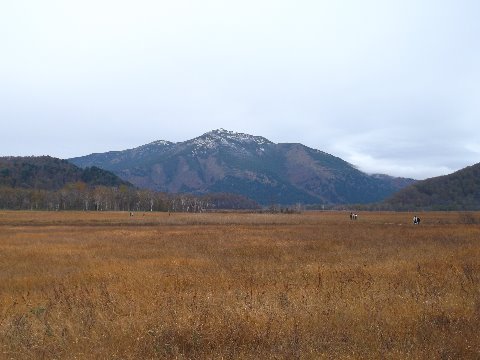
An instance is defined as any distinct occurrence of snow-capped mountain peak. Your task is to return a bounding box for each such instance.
[190,129,272,151]
[69,129,416,205]
[185,129,273,156]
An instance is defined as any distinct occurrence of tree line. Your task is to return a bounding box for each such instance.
[0,182,259,212]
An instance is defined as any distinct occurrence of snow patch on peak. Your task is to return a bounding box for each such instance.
[203,129,273,146]
[188,129,273,156]
[148,140,174,147]
[132,139,174,155]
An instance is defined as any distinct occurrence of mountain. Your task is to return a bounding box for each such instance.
[0,156,132,190]
[69,129,415,205]
[382,163,480,210]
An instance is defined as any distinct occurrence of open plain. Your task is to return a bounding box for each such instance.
[0,211,479,359]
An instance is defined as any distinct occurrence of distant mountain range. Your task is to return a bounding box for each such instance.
[0,156,132,190]
[69,129,415,205]
[0,156,260,211]
[2,137,477,209]
[382,162,480,210]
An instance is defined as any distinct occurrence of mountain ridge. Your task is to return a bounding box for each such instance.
[70,129,416,205]
[382,162,480,210]
[0,155,132,190]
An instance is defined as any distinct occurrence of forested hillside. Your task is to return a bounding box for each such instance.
[0,156,259,211]
[0,156,131,189]
[70,129,416,205]
[382,163,480,210]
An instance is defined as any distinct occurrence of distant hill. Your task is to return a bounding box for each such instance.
[70,129,415,205]
[0,156,132,190]
[0,156,260,211]
[382,163,480,210]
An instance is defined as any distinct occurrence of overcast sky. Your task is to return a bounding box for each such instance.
[1,0,479,179]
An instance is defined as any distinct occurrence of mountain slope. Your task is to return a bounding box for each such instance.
[383,163,480,210]
[70,140,174,172]
[0,156,132,190]
[69,129,415,205]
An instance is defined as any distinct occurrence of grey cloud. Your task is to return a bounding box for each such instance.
[0,0,479,179]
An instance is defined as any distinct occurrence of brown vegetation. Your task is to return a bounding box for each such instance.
[1,211,479,359]
[382,162,480,211]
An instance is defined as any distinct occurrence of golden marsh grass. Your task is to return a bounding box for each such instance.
[0,211,479,359]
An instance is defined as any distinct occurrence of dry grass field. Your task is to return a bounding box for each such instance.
[0,211,479,359]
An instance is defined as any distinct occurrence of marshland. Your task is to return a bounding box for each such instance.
[0,211,479,359]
